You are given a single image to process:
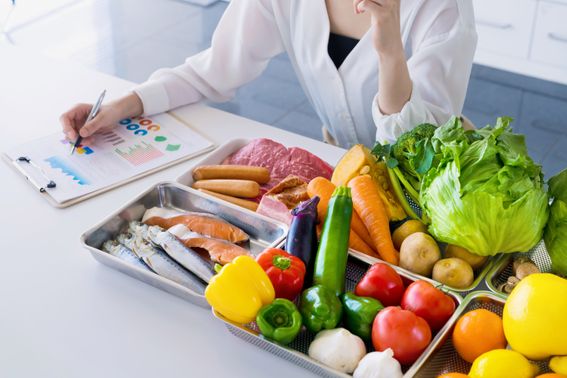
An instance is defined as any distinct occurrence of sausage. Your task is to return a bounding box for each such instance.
[192,179,260,198]
[198,189,259,211]
[192,165,270,184]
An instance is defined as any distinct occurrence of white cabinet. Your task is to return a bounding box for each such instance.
[473,0,537,59]
[473,0,567,85]
[531,1,567,67]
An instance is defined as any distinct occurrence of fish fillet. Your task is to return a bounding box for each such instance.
[142,207,249,243]
[168,224,249,265]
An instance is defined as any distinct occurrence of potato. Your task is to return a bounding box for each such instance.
[399,232,441,277]
[445,244,487,271]
[392,220,428,250]
[432,258,474,289]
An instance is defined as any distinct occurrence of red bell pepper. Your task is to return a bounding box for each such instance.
[256,248,306,301]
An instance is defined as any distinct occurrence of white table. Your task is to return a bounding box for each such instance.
[0,44,345,378]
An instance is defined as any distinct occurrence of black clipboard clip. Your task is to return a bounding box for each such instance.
[12,156,56,193]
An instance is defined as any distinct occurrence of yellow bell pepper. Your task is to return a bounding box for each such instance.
[205,255,275,324]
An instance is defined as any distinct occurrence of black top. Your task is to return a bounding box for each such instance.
[327,32,360,69]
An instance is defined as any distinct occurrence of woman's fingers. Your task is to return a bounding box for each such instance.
[355,0,383,16]
[60,103,92,140]
[79,112,106,138]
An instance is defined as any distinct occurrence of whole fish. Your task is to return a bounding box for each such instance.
[117,230,206,294]
[147,225,215,283]
[102,240,152,271]
[168,224,249,265]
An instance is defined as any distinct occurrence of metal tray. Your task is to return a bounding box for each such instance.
[486,240,551,296]
[349,250,495,296]
[408,291,552,377]
[176,138,495,295]
[213,256,463,378]
[81,182,288,308]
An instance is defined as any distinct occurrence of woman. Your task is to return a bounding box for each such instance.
[60,0,477,148]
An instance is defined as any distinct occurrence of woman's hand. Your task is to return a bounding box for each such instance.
[353,0,402,57]
[60,93,143,145]
[353,0,411,115]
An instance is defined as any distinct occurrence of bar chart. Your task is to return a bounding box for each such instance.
[115,142,164,166]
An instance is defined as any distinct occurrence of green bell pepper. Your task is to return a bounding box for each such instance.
[341,292,383,341]
[313,186,353,296]
[256,298,302,345]
[299,285,342,333]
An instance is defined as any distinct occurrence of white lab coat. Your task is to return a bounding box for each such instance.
[133,0,477,148]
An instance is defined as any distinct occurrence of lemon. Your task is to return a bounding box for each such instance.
[469,349,538,378]
[503,273,567,359]
[550,356,567,375]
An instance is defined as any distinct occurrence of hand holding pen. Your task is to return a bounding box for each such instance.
[70,89,106,155]
[60,92,144,149]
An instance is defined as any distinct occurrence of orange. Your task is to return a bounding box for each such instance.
[438,374,469,378]
[537,374,567,378]
[452,309,506,363]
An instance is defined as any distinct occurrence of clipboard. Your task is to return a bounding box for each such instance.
[3,112,215,208]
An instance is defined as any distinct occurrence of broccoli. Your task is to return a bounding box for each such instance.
[390,123,437,191]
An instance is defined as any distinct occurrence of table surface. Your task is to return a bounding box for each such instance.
[0,44,346,378]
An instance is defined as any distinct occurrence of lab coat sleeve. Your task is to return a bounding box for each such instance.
[373,18,477,143]
[133,0,285,116]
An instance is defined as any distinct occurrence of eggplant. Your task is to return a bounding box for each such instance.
[285,196,319,284]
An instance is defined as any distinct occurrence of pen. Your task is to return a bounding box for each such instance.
[70,89,106,155]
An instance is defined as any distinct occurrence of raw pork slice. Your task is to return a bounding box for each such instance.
[256,175,309,224]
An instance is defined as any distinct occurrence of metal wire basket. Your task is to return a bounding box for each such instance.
[409,291,552,377]
[213,257,462,378]
[486,240,552,296]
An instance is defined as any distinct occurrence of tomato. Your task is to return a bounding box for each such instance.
[355,263,404,306]
[372,306,432,365]
[401,280,456,332]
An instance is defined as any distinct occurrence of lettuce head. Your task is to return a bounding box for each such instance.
[420,117,549,256]
[544,168,567,276]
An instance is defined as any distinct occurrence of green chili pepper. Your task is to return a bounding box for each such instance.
[256,298,302,345]
[313,186,353,295]
[341,292,384,341]
[299,285,342,333]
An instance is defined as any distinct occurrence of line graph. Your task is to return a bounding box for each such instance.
[45,156,91,185]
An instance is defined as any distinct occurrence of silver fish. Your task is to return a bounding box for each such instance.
[102,240,152,271]
[117,228,206,294]
[147,226,215,283]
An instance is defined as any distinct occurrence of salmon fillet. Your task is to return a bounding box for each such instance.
[142,207,249,243]
[167,224,250,264]
[182,237,249,265]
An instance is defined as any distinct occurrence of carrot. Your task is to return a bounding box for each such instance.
[348,229,380,258]
[308,177,375,248]
[348,175,400,265]
[316,223,378,258]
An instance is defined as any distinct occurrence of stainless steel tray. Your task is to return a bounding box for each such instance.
[176,138,495,295]
[349,250,495,296]
[214,256,463,378]
[408,291,552,377]
[485,240,551,296]
[81,181,288,308]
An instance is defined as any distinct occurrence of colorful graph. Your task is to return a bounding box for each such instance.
[99,130,125,146]
[115,142,164,166]
[60,139,94,155]
[45,156,91,185]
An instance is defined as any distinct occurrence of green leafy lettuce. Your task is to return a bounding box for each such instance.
[420,117,549,256]
[544,168,567,276]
